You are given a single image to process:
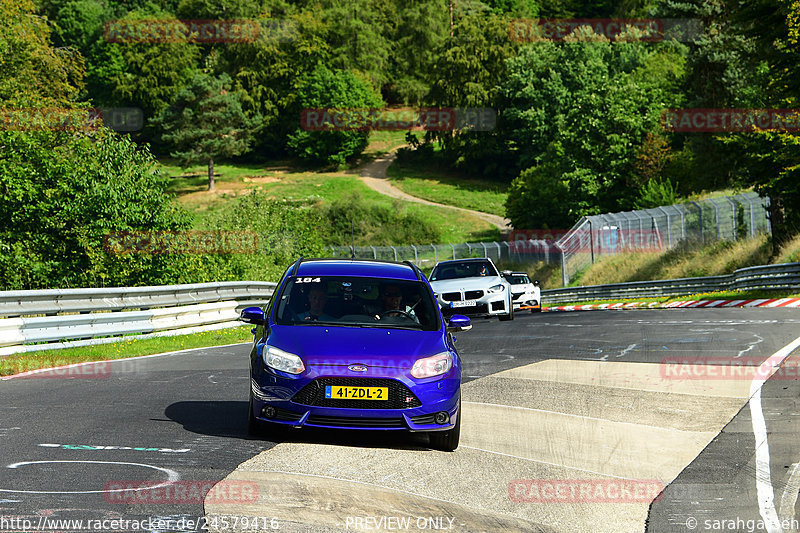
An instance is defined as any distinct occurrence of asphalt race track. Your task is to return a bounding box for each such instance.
[2,308,800,533]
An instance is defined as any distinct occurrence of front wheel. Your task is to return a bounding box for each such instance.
[429,400,461,452]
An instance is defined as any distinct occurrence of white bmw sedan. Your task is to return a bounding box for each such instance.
[429,258,514,321]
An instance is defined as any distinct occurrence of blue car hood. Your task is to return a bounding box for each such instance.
[268,325,447,369]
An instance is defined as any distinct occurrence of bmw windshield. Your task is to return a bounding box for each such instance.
[429,260,499,281]
[274,276,441,331]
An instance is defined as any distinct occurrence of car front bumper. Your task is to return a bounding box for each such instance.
[436,293,510,317]
[250,369,461,432]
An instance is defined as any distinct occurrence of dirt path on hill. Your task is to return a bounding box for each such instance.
[358,150,511,231]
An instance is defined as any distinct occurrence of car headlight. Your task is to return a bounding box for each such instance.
[263,346,305,375]
[411,352,453,379]
[487,284,505,293]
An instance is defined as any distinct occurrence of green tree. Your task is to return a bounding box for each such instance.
[0,129,194,289]
[97,9,201,125]
[718,0,800,252]
[499,32,686,228]
[285,64,383,167]
[153,72,260,191]
[0,0,85,106]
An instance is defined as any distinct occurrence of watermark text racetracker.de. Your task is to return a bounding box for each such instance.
[104,230,258,255]
[508,18,702,42]
[103,18,294,44]
[0,107,143,132]
[662,108,800,132]
[0,514,280,531]
[300,108,496,132]
[660,356,800,380]
[508,479,664,503]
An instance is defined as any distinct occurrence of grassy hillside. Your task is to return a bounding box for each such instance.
[386,158,508,217]
[522,234,800,290]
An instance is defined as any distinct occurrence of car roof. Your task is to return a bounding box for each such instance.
[434,258,494,266]
[294,259,420,281]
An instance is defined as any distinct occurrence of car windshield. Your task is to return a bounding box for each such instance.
[507,275,531,285]
[274,276,440,331]
[430,260,498,281]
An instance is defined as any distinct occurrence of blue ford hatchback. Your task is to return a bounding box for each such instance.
[240,258,471,451]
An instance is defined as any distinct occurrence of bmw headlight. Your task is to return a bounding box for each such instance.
[411,352,453,379]
[487,284,505,293]
[263,346,305,375]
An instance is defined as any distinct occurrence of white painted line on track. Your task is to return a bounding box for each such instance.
[779,463,800,533]
[1,342,249,380]
[0,460,180,494]
[748,335,800,533]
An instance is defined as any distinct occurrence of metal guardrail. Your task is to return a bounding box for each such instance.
[0,281,277,318]
[542,262,800,304]
[0,282,277,356]
[1,262,796,358]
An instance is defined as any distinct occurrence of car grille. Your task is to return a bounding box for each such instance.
[305,415,405,428]
[465,290,483,300]
[409,413,437,424]
[291,377,422,409]
[443,292,461,302]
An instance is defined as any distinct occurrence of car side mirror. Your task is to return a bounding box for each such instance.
[533,280,540,286]
[447,314,472,332]
[240,306,265,325]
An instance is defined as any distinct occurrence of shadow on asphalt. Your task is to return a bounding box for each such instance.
[165,400,436,451]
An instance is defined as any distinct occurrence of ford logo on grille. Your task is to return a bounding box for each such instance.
[348,364,367,372]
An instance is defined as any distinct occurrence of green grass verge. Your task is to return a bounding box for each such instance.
[387,160,508,217]
[0,326,252,377]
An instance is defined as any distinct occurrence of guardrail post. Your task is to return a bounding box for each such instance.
[501,241,510,261]
[410,244,418,262]
[749,195,756,237]
[450,244,456,260]
[430,244,437,263]
[390,246,398,261]
[588,219,595,264]
[369,245,377,259]
[494,241,502,260]
[480,242,488,258]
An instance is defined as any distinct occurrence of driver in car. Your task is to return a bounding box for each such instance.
[370,284,419,322]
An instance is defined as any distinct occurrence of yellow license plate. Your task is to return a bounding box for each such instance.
[325,385,388,400]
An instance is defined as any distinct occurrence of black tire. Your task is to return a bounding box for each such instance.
[429,401,461,452]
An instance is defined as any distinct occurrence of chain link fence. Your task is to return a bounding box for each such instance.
[555,191,771,285]
[326,240,561,270]
[326,192,771,286]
